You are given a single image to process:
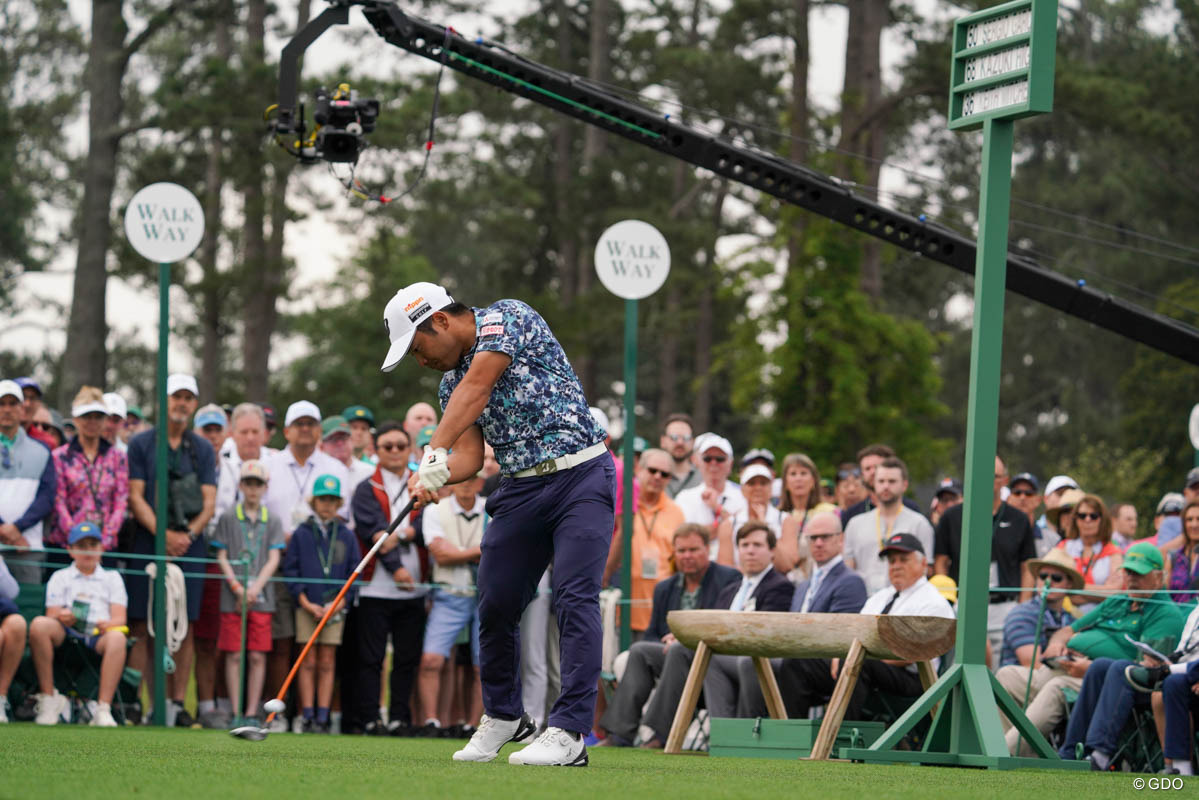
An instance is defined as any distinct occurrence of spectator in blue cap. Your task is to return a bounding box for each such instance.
[28,521,128,727]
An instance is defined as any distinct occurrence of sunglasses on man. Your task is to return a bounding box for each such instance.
[1037,571,1067,584]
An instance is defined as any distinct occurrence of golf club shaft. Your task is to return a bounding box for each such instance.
[263,497,417,725]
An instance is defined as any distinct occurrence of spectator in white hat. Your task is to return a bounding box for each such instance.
[1040,474,1079,535]
[124,372,217,726]
[0,379,57,584]
[673,433,748,547]
[102,393,128,454]
[714,462,792,571]
[262,400,348,733]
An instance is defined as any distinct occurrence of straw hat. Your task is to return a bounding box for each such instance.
[1025,547,1085,591]
[1045,488,1087,528]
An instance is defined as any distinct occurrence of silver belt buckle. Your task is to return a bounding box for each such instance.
[534,458,558,476]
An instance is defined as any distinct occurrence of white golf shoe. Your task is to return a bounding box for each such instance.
[90,702,118,727]
[451,713,537,762]
[509,727,589,766]
[34,691,70,725]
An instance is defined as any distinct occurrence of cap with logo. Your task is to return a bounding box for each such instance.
[312,474,342,499]
[935,477,963,497]
[240,459,270,483]
[416,424,436,449]
[879,532,925,558]
[68,521,102,545]
[343,405,375,426]
[1043,475,1079,497]
[284,401,321,427]
[381,282,455,372]
[740,463,774,484]
[1122,541,1164,575]
[0,380,22,403]
[104,392,128,419]
[259,403,277,427]
[695,433,733,459]
[1009,472,1039,492]
[741,448,776,467]
[321,415,352,440]
[194,403,227,429]
[166,374,199,397]
[1156,492,1185,515]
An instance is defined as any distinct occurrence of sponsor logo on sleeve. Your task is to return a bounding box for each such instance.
[482,312,503,324]
[480,324,504,337]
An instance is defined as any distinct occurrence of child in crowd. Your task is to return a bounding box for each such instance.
[212,460,285,724]
[28,522,128,726]
[0,554,26,722]
[283,474,359,733]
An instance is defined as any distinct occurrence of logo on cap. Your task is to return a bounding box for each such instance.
[407,302,432,323]
[354,409,365,417]
[404,297,425,312]
[323,477,336,489]
[889,534,903,544]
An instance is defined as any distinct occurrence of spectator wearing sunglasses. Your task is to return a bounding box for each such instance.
[674,434,748,534]
[659,413,700,499]
[1007,472,1059,557]
[997,548,1081,668]
[603,448,684,638]
[1056,493,1123,615]
[15,378,55,452]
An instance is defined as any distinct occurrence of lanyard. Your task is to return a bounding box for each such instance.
[77,447,110,517]
[874,508,896,549]
[637,507,661,542]
[313,518,337,578]
[289,460,315,501]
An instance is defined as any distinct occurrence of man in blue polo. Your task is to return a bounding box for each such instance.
[382,282,613,767]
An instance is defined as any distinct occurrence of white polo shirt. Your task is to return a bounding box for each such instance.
[674,480,748,528]
[45,563,128,628]
[264,447,350,536]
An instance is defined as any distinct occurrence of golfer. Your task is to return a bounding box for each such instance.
[382,282,614,767]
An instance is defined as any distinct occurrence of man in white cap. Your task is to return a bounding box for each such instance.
[262,400,348,732]
[124,373,217,726]
[381,282,613,766]
[673,433,748,533]
[0,379,57,584]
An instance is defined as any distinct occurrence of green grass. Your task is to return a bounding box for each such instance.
[0,725,1182,799]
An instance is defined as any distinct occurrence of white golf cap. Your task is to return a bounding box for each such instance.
[1043,475,1079,496]
[72,399,109,417]
[166,374,199,397]
[103,392,127,418]
[284,400,321,427]
[0,380,21,402]
[696,433,733,459]
[741,463,774,484]
[589,406,610,434]
[380,282,455,372]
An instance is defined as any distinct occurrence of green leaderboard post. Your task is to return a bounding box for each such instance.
[845,0,1082,769]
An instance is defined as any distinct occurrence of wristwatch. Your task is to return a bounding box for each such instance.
[186,528,200,542]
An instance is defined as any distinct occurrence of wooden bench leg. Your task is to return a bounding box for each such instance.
[753,657,787,720]
[807,637,866,761]
[664,641,711,755]
[917,659,939,718]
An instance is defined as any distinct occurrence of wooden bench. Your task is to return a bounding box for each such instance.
[663,610,956,759]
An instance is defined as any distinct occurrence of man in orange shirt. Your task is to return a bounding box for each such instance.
[604,448,685,638]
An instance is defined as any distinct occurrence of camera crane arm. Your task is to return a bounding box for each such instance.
[273,0,1199,366]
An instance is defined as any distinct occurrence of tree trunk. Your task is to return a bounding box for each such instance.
[839,0,886,297]
[198,0,233,401]
[239,0,270,401]
[61,0,129,408]
[693,181,728,432]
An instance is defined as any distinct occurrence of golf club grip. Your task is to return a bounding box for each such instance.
[263,496,418,725]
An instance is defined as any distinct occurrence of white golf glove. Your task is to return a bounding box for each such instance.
[418,447,451,492]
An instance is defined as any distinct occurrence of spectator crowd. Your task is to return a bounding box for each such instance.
[0,373,1197,774]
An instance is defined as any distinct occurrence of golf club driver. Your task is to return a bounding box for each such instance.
[231,496,417,741]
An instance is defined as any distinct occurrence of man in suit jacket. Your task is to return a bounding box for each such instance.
[637,521,792,745]
[731,512,867,717]
[599,523,739,746]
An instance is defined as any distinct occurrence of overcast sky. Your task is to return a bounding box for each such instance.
[4,0,950,401]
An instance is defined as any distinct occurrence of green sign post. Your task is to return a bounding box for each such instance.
[595,220,670,651]
[845,0,1083,769]
[124,182,204,725]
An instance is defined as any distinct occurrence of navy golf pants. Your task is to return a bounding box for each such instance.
[478,455,615,735]
[1162,662,1199,761]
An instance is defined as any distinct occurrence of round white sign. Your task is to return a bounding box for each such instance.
[123,182,205,263]
[594,220,670,300]
[1189,403,1199,450]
